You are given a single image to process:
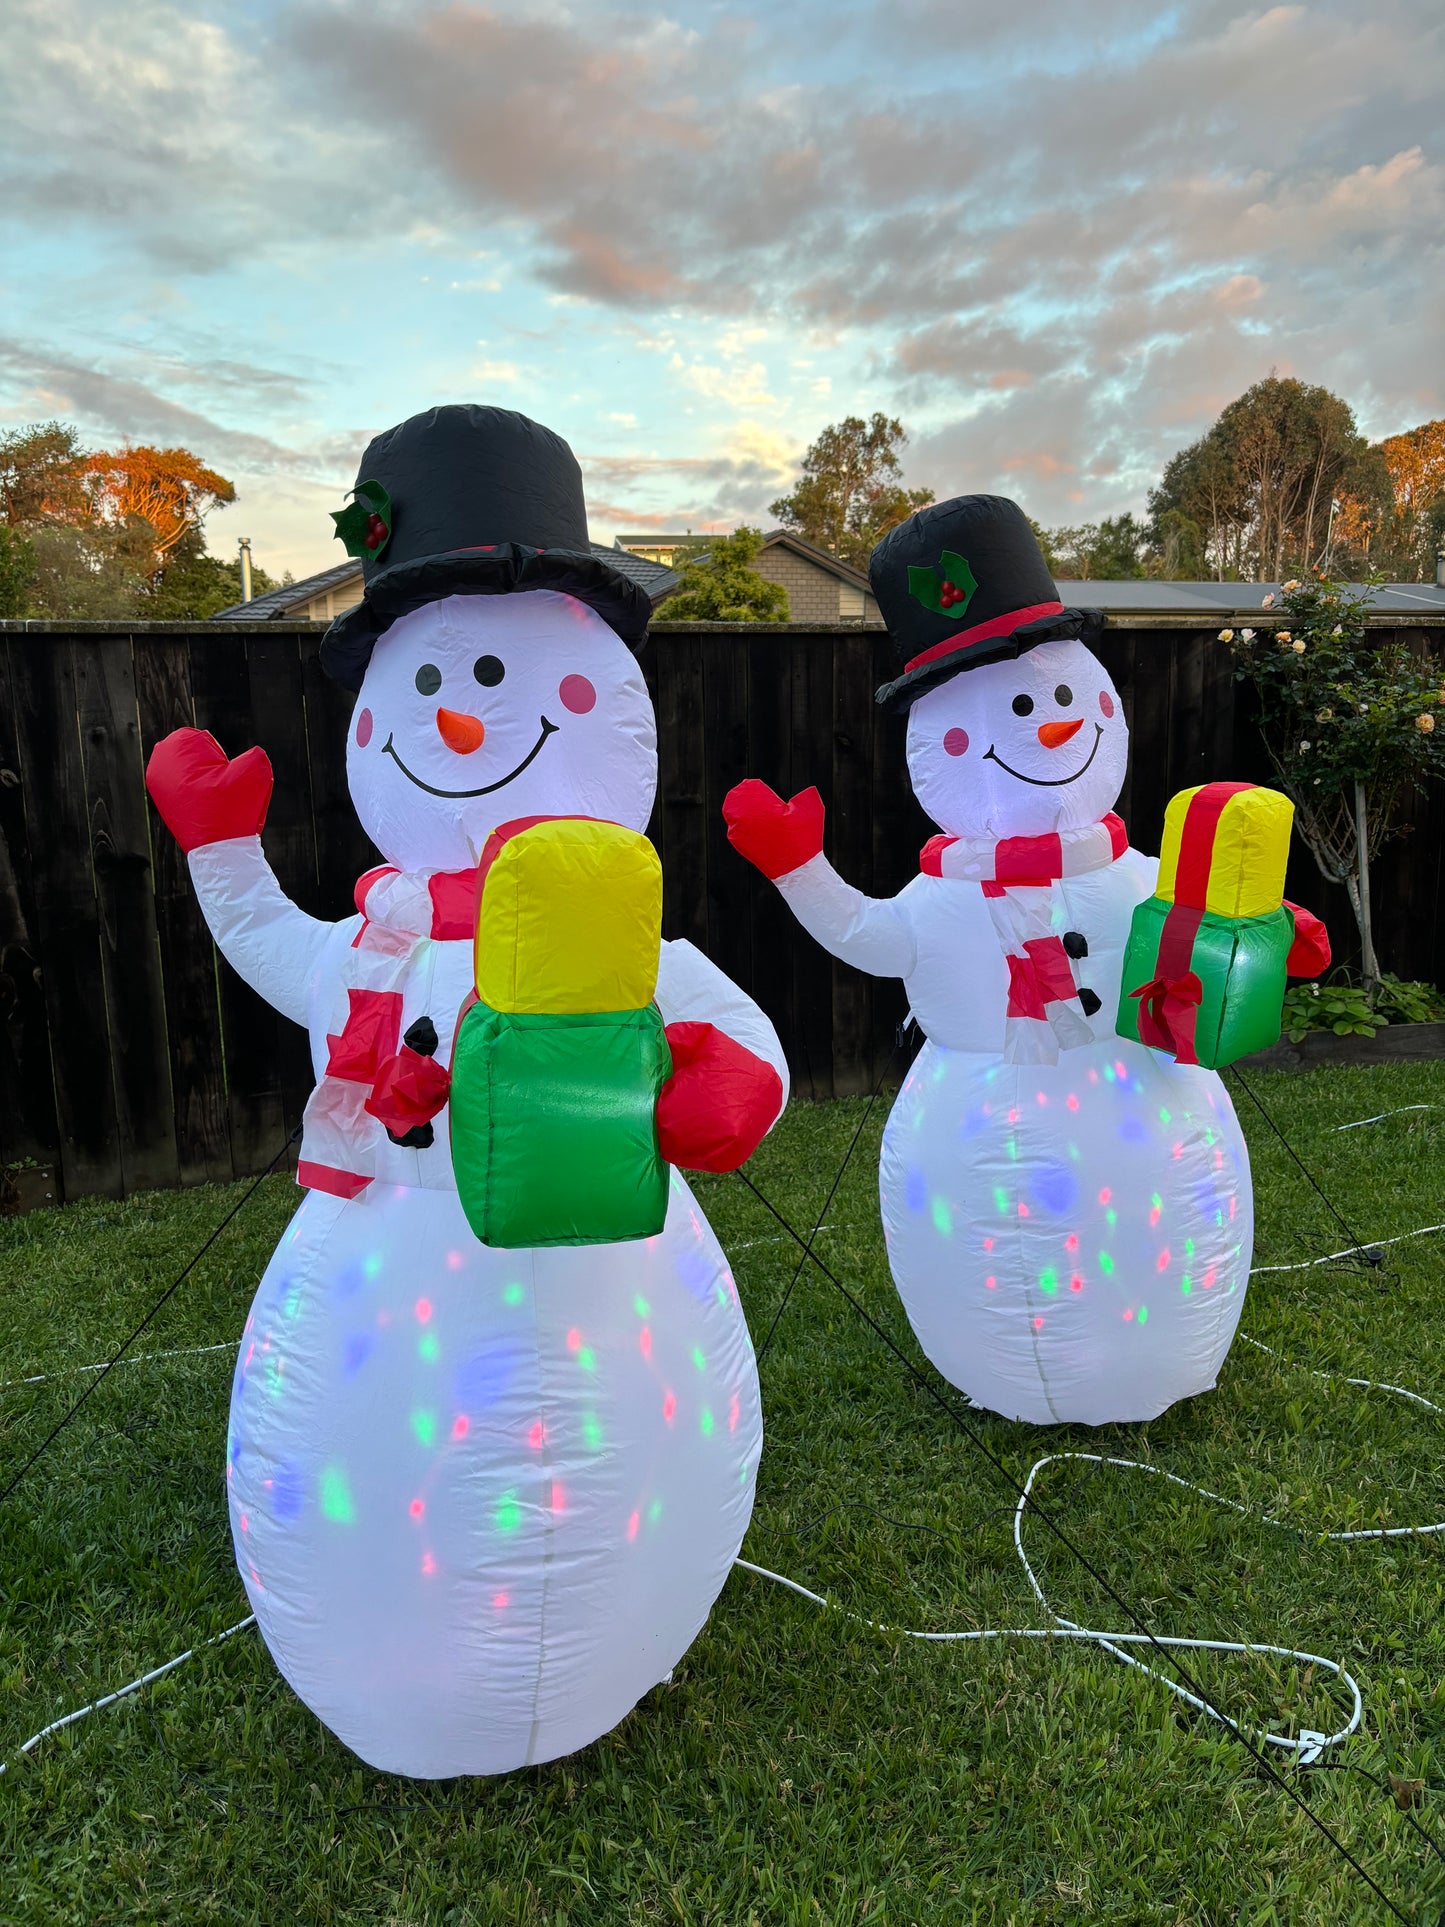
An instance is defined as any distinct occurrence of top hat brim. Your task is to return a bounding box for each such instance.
[321,544,653,692]
[875,605,1107,712]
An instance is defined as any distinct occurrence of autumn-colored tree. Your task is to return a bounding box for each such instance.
[1334,418,1445,580]
[770,414,933,570]
[83,444,235,567]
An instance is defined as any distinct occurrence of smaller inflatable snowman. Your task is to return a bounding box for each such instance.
[726,495,1318,1427]
[147,406,787,1777]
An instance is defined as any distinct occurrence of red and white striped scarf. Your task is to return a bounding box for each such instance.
[921,815,1129,1065]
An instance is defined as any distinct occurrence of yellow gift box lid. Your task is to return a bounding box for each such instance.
[475,817,662,1015]
[1155,782,1294,919]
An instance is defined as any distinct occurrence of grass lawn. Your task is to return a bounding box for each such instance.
[4,1061,1445,1924]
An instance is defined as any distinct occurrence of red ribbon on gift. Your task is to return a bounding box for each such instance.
[1130,969,1204,1064]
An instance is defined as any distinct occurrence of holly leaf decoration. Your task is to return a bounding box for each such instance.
[908,550,977,620]
[331,479,393,562]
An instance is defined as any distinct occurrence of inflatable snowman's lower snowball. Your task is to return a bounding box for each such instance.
[881,1041,1251,1426]
[229,1176,761,1778]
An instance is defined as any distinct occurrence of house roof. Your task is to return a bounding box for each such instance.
[1054,579,1445,619]
[759,529,873,588]
[212,546,681,621]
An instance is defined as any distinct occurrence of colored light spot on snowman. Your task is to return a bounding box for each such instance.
[1067,1093,1080,1112]
[1185,1238,1195,1258]
[239,1512,249,1534]
[1007,1107,1020,1124]
[495,1492,522,1534]
[264,1354,285,1400]
[364,1252,384,1281]
[983,1236,995,1251]
[1123,1307,1133,1321]
[250,1565,263,1591]
[1106,1208,1118,1227]
[678,1247,716,1303]
[985,1275,997,1289]
[1035,1091,1047,1106]
[639,1326,653,1360]
[930,1058,947,1085]
[503,1281,525,1307]
[1032,1163,1077,1214]
[687,1346,705,1374]
[1119,1113,1147,1144]
[1229,1195,1237,1219]
[993,1186,1010,1215]
[1172,1141,1184,1161]
[283,1285,302,1320]
[492,1588,508,1609]
[528,1418,547,1451]
[931,1197,952,1236]
[332,1259,366,1299]
[342,1332,373,1380]
[1103,1064,1116,1084]
[446,1250,465,1271]
[1098,1251,1115,1276]
[1115,1061,1127,1080]
[905,1167,928,1213]
[1088,1068,1099,1083]
[1032,1316,1044,1330]
[583,1413,603,1451]
[1017,1201,1030,1218]
[411,1410,436,1447]
[634,1294,651,1318]
[552,1481,566,1515]
[578,1347,596,1372]
[700,1407,715,1436]
[452,1414,469,1440]
[1181,1275,1192,1294]
[729,1391,740,1433]
[663,1390,677,1422]
[454,1341,522,1412]
[415,1297,433,1323]
[418,1332,439,1363]
[1070,1274,1083,1292]
[1064,1233,1079,1253]
[422,1551,437,1577]
[1214,1149,1224,1170]
[1137,1305,1149,1325]
[627,1509,641,1542]
[1007,1137,1019,1161]
[409,1497,425,1520]
[649,1497,664,1523]
[1098,1187,1111,1205]
[272,1462,303,1521]
[1203,1266,1216,1289]
[1149,1192,1163,1227]
[1156,1248,1171,1272]
[319,1466,354,1524]
[1158,1106,1172,1125]
[1038,1268,1058,1295]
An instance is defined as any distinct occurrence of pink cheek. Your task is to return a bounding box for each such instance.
[943,727,969,757]
[355,707,374,748]
[559,675,596,715]
[1099,691,1115,720]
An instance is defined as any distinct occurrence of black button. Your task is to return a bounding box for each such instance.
[388,1121,435,1150]
[1078,987,1102,1017]
[1063,931,1089,959]
[404,1015,439,1057]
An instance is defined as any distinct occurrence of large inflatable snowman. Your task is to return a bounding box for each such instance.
[146,406,787,1777]
[726,495,1319,1428]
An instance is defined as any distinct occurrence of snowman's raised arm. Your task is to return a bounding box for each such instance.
[722,780,917,980]
[146,728,334,1029]
[654,940,789,1173]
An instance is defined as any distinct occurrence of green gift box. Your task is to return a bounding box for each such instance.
[450,1001,672,1248]
[1116,898,1293,1069]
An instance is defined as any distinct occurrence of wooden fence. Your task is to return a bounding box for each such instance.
[2,615,1443,1202]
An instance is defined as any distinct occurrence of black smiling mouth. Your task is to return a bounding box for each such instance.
[983,722,1103,787]
[382,716,559,798]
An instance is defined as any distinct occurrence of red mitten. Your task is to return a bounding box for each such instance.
[722,780,825,881]
[1284,902,1331,978]
[145,728,273,854]
[657,1021,783,1173]
[365,1047,452,1137]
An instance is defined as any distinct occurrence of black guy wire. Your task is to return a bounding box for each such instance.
[1228,1065,1379,1266]
[1304,1759,1445,1873]
[0,1126,302,1506]
[733,1166,1413,1926]
[755,1025,911,1365]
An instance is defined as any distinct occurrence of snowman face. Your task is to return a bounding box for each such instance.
[905,638,1126,840]
[347,591,657,872]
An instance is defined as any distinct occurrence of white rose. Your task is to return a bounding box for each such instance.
[1240,628,1255,640]
[1262,592,1276,608]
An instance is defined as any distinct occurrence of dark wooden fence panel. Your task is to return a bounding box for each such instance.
[3,616,1445,1200]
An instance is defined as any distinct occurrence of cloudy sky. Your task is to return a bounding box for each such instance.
[1,0,1440,579]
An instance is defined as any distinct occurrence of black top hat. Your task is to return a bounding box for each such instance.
[870,494,1105,710]
[320,405,652,691]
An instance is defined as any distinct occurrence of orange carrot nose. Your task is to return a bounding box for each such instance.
[436,706,485,753]
[1037,717,1084,749]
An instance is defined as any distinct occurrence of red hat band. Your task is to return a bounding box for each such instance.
[903,599,1064,675]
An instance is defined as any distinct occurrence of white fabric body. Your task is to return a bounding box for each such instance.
[772,638,1253,1425]
[184,589,785,1775]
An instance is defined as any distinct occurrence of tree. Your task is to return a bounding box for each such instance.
[769,414,933,570]
[1148,377,1381,581]
[1334,418,1445,580]
[144,528,277,618]
[1225,572,1445,989]
[1034,513,1147,580]
[83,444,235,574]
[0,422,90,528]
[658,526,789,622]
[0,527,35,617]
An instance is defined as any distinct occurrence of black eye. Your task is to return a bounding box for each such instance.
[415,663,441,696]
[473,655,505,688]
[1054,684,1073,706]
[1011,693,1034,717]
